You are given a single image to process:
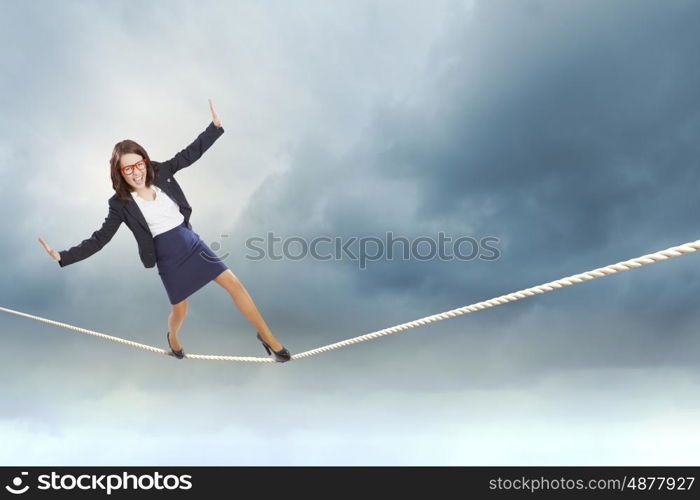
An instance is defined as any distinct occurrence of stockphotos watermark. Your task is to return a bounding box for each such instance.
[4,471,192,495]
[200,231,501,270]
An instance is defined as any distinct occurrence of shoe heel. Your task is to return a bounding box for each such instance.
[257,331,291,363]
[256,332,272,355]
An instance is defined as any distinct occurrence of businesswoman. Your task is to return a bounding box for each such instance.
[37,99,291,362]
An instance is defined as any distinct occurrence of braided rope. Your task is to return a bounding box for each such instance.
[291,239,700,359]
[3,239,700,362]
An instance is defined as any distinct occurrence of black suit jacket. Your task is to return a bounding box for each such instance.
[58,121,225,269]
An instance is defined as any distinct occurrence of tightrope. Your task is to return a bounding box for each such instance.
[3,239,699,362]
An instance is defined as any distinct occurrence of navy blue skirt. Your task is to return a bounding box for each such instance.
[154,221,229,305]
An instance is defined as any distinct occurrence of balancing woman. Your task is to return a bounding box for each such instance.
[37,99,291,362]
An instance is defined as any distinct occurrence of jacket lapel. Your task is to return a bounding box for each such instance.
[153,162,180,205]
[154,176,173,198]
[123,198,151,234]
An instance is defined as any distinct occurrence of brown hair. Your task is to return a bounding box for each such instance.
[109,139,160,201]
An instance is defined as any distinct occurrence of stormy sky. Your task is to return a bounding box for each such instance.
[2,0,700,465]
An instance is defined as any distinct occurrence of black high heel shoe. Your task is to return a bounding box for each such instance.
[167,330,185,359]
[256,331,291,362]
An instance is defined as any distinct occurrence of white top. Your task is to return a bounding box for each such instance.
[130,185,185,236]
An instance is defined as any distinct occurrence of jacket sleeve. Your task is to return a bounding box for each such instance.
[57,202,124,267]
[159,121,225,175]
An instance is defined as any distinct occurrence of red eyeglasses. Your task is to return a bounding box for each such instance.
[121,159,148,176]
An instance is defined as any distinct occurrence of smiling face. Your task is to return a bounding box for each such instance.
[119,153,148,190]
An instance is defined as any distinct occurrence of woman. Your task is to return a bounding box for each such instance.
[37,99,291,362]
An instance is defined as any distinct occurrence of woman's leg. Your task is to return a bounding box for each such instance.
[168,298,188,351]
[213,269,285,352]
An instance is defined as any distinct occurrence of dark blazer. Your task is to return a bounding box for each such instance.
[58,121,225,269]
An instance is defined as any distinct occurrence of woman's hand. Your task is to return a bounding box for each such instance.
[209,98,222,128]
[38,236,61,262]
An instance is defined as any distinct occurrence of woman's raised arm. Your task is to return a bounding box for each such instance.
[41,203,124,267]
[159,99,225,175]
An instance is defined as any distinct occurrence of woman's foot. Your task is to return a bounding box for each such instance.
[167,330,185,359]
[168,330,183,352]
[257,331,291,363]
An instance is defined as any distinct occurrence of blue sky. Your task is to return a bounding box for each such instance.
[1,0,700,465]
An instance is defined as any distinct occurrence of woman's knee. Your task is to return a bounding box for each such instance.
[217,270,243,292]
[228,272,242,289]
[171,299,188,318]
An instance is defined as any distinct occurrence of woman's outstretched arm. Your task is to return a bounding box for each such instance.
[159,99,225,175]
[39,203,124,267]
